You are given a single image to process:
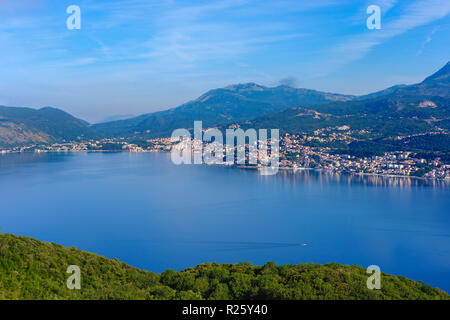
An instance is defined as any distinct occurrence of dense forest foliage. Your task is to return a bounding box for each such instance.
[244,97,450,141]
[0,233,448,300]
[339,134,450,157]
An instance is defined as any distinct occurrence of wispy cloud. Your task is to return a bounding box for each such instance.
[0,0,44,13]
[417,26,440,55]
[63,57,97,67]
[329,0,450,73]
[163,0,253,22]
[80,0,316,66]
[377,0,398,12]
[140,29,309,62]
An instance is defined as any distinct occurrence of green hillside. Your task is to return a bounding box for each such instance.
[245,96,449,137]
[0,233,447,300]
[0,106,98,147]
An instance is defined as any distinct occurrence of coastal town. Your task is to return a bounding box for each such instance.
[1,132,449,181]
[279,133,450,180]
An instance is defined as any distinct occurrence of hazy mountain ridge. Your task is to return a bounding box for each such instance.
[91,83,355,138]
[99,114,136,123]
[358,85,409,100]
[0,106,97,147]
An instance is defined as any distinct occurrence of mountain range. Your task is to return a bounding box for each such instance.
[91,83,355,138]
[0,106,97,147]
[0,61,448,149]
[241,62,450,155]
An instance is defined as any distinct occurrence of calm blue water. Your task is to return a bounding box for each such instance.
[1,152,449,292]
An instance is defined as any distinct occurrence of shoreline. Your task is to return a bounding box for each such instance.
[237,164,449,182]
[1,149,449,182]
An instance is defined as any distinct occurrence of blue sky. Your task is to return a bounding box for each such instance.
[0,0,449,122]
